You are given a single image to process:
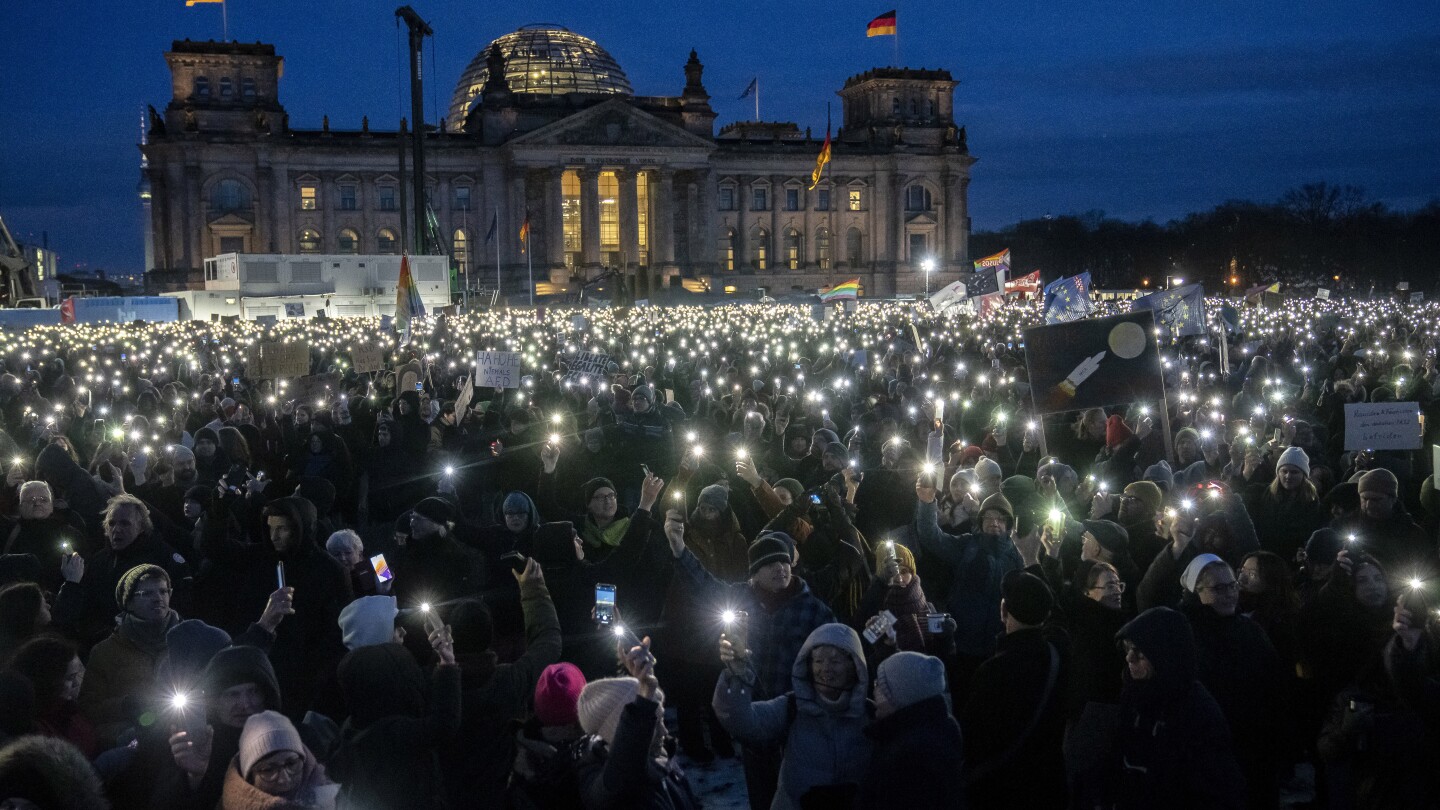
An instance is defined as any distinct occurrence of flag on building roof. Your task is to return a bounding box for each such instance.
[739,78,758,99]
[965,268,1004,298]
[518,213,530,253]
[819,279,860,301]
[185,0,222,5]
[974,248,1011,271]
[809,127,832,190]
[394,254,426,344]
[866,10,897,36]
[484,211,497,244]
[1044,272,1094,324]
[1131,283,1206,338]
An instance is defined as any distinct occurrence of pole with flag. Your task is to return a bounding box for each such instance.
[739,78,759,122]
[809,105,832,191]
[519,213,533,306]
[484,210,499,300]
[186,0,227,40]
[866,9,898,64]
[394,253,426,346]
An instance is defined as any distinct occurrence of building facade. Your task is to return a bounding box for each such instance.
[143,26,975,299]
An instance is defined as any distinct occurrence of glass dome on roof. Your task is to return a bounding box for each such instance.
[447,25,633,130]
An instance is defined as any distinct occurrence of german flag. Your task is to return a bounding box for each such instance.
[866,10,897,37]
[518,213,530,253]
[808,127,832,190]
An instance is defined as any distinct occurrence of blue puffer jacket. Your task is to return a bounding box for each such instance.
[713,623,874,810]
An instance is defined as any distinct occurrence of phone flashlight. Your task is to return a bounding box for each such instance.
[722,610,737,625]
[444,466,455,476]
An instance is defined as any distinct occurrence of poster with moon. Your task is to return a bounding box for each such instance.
[1023,309,1165,414]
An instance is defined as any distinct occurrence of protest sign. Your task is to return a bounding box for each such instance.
[1411,292,1424,304]
[284,303,305,318]
[350,344,386,374]
[1024,310,1164,415]
[565,351,613,384]
[475,351,524,389]
[1316,288,1330,300]
[292,373,342,404]
[247,341,310,379]
[1344,402,1422,451]
[455,375,475,416]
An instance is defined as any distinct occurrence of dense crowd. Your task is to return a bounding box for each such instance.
[0,294,1437,810]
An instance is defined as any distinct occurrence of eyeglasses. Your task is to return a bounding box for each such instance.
[1198,581,1239,595]
[590,492,617,503]
[132,588,172,599]
[20,497,51,505]
[252,754,304,781]
[1090,581,1126,593]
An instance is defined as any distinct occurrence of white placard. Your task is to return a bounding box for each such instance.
[1344,401,1422,451]
[475,351,523,389]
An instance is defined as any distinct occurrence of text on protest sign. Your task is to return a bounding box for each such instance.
[564,351,613,384]
[1344,402,1423,451]
[247,341,310,379]
[350,345,386,374]
[475,351,524,389]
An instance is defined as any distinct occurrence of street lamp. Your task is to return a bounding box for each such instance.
[922,257,937,296]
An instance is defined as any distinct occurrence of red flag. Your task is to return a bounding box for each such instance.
[59,297,75,324]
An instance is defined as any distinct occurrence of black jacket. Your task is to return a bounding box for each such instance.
[575,695,700,810]
[53,532,192,648]
[861,694,965,810]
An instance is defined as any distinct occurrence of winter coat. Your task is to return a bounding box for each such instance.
[1333,504,1435,576]
[912,499,1023,659]
[1245,484,1325,563]
[78,610,178,744]
[34,441,108,538]
[1060,594,1128,721]
[0,735,109,810]
[390,529,487,606]
[962,626,1068,808]
[575,696,701,810]
[219,751,338,810]
[1097,607,1245,810]
[713,623,873,810]
[0,515,88,592]
[52,531,192,648]
[860,694,965,810]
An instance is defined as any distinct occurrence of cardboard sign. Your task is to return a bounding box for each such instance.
[1316,288,1330,300]
[475,351,523,389]
[1024,310,1164,415]
[565,351,613,383]
[284,303,305,318]
[1344,402,1422,451]
[248,341,310,379]
[350,345,386,374]
[292,373,343,405]
[455,375,475,416]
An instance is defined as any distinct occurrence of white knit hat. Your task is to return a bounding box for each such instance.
[874,651,947,719]
[339,595,398,651]
[973,456,1002,481]
[238,710,305,779]
[577,677,664,745]
[1180,553,1225,593]
[1275,446,1310,476]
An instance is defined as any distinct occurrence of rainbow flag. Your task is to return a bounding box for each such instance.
[866,10,897,36]
[820,279,860,301]
[394,254,426,339]
[974,248,1011,271]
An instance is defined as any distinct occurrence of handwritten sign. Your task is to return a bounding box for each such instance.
[292,373,342,405]
[475,351,523,389]
[247,341,310,380]
[564,351,613,384]
[350,345,386,374]
[1344,402,1422,450]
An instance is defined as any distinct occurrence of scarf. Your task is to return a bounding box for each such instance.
[582,515,631,549]
[115,609,180,657]
[881,575,932,652]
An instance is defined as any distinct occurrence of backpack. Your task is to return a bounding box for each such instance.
[504,731,596,810]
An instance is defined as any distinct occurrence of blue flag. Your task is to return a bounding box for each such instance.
[1044,272,1094,324]
[739,78,757,99]
[1131,283,1206,338]
[484,211,498,244]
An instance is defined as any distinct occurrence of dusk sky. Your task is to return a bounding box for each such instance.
[2,0,1436,273]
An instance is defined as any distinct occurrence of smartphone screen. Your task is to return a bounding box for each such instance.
[370,554,393,582]
[808,493,822,505]
[594,583,617,624]
[415,382,424,391]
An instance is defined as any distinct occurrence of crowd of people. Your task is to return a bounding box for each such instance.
[0,294,1436,810]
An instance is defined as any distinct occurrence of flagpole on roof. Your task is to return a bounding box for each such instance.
[755,77,760,122]
[893,8,899,66]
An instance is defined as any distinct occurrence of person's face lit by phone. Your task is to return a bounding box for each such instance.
[1276,464,1306,492]
[183,498,203,522]
[215,681,266,728]
[329,540,362,569]
[1087,569,1124,610]
[106,505,145,551]
[980,509,1008,536]
[267,515,297,554]
[504,508,530,533]
[773,487,794,507]
[809,644,857,699]
[1360,490,1395,521]
[588,488,618,522]
[1353,562,1389,609]
[750,559,791,594]
[17,481,52,520]
[1123,641,1153,681]
[1196,563,1240,617]
[1238,557,1266,594]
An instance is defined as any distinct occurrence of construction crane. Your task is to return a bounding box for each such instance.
[0,215,40,306]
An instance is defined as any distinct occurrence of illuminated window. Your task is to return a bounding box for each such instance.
[339,185,357,211]
[718,228,736,272]
[816,228,831,270]
[453,229,468,268]
[562,170,581,266]
[598,171,619,263]
[300,185,318,210]
[636,171,649,266]
[784,228,802,269]
[753,227,769,271]
[377,229,398,254]
[298,229,321,253]
[338,229,359,254]
[378,186,397,211]
[848,189,863,211]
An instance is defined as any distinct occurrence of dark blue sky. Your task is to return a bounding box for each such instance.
[2,0,1436,273]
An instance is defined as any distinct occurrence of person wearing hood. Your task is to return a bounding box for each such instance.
[473,490,542,660]
[328,619,461,810]
[198,493,350,716]
[53,493,193,649]
[714,622,872,810]
[220,710,338,810]
[963,571,1067,808]
[0,735,109,810]
[860,651,964,810]
[1088,607,1244,809]
[34,440,109,540]
[1177,554,1286,809]
[912,477,1025,678]
[1,479,88,592]
[192,426,231,488]
[150,643,285,809]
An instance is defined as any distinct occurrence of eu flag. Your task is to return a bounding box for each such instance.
[964,268,1002,298]
[1044,272,1094,324]
[1131,283,1206,338]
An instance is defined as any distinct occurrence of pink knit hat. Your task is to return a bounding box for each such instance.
[534,663,586,727]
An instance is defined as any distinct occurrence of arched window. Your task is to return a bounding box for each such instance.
[816,228,831,270]
[784,228,802,270]
[905,184,933,212]
[219,77,234,100]
[453,229,469,268]
[298,229,321,254]
[846,228,864,267]
[891,97,901,115]
[377,229,398,254]
[194,76,210,99]
[337,229,359,254]
[718,228,736,272]
[926,99,935,117]
[752,227,770,272]
[213,179,250,212]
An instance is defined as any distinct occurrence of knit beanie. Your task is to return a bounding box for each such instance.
[1143,460,1175,492]
[1276,446,1310,476]
[1323,481,1360,513]
[502,491,533,517]
[977,492,1015,528]
[973,456,1002,482]
[412,496,456,526]
[873,651,947,720]
[339,595,399,651]
[1357,468,1398,497]
[630,385,653,404]
[238,710,305,780]
[1001,570,1053,625]
[115,564,170,611]
[534,663,587,728]
[1082,520,1129,555]
[813,428,840,448]
[578,677,664,745]
[1175,427,1200,449]
[875,541,916,574]
[1105,415,1133,449]
[959,445,984,466]
[581,477,617,505]
[698,483,730,512]
[1180,553,1225,593]
[158,620,232,688]
[748,532,794,575]
[1123,481,1163,515]
[773,478,804,502]
[1036,462,1077,492]
[1305,529,1344,566]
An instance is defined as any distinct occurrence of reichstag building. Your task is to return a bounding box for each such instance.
[142,25,975,298]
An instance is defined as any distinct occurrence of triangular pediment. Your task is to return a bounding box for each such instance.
[905,212,939,226]
[207,213,254,229]
[509,98,715,150]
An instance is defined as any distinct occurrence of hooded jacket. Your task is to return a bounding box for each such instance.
[1100,608,1244,810]
[34,442,108,539]
[0,735,109,810]
[912,498,1024,659]
[713,623,873,810]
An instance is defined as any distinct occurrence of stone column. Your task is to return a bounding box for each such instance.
[617,168,639,273]
[545,169,565,274]
[657,169,677,271]
[321,173,337,255]
[696,169,717,275]
[955,176,971,265]
[184,164,203,269]
[579,169,601,273]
